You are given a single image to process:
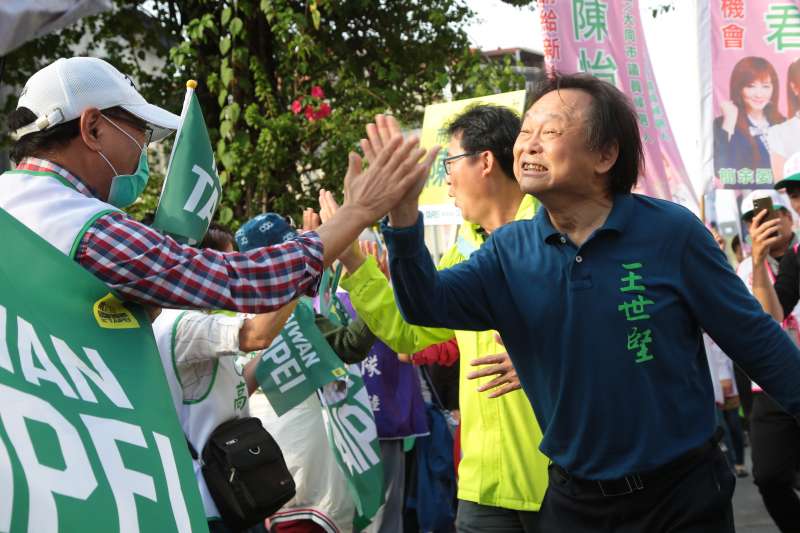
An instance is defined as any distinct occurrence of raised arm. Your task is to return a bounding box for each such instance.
[238,301,299,352]
[681,216,800,417]
[750,209,786,322]
[316,132,438,266]
[317,191,455,354]
[383,214,498,332]
[357,115,498,332]
[78,114,438,313]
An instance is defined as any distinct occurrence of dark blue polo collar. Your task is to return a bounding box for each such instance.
[536,193,635,244]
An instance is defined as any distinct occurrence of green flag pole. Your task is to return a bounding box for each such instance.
[152,79,221,244]
[156,79,196,214]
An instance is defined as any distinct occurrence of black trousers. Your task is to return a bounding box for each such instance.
[750,392,800,533]
[539,445,735,532]
[733,364,753,428]
[456,500,541,533]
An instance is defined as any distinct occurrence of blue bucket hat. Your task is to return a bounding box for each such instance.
[235,213,297,252]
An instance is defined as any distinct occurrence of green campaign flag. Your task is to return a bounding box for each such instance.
[254,300,346,416]
[318,365,384,531]
[153,81,221,245]
[0,207,208,532]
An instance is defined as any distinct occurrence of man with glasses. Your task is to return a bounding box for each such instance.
[334,105,548,532]
[1,57,436,314]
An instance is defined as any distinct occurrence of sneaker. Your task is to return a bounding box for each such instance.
[735,464,749,478]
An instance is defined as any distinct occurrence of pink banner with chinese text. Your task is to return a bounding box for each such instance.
[710,0,800,189]
[539,0,698,210]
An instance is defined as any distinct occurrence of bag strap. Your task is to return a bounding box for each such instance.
[186,435,199,461]
[419,364,447,411]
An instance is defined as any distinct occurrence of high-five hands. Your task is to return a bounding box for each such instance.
[314,114,439,266]
[359,114,435,228]
[345,114,438,226]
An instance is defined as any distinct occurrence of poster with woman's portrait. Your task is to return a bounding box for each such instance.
[712,1,800,189]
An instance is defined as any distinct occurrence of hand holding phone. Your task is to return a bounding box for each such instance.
[752,196,777,222]
[750,196,783,264]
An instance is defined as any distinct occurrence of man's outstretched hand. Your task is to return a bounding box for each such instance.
[315,114,439,266]
[344,115,438,226]
[359,114,433,228]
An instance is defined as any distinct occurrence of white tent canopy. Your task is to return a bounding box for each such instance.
[0,0,111,56]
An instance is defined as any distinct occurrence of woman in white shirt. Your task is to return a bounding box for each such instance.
[769,59,800,181]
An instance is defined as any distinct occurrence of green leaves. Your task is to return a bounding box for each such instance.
[228,17,244,37]
[218,206,234,224]
[219,36,231,55]
[2,0,523,228]
[220,62,235,88]
[310,2,321,30]
[221,7,233,26]
[222,102,241,125]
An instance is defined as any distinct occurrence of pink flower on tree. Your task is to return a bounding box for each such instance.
[304,104,315,121]
[310,85,325,99]
[291,100,302,114]
[313,102,332,120]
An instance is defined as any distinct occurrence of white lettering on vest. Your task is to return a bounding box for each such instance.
[52,337,133,409]
[81,415,157,533]
[17,317,78,400]
[0,305,12,373]
[153,432,192,533]
[0,425,12,532]
[0,385,97,532]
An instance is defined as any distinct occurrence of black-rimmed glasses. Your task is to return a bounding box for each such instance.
[442,152,478,175]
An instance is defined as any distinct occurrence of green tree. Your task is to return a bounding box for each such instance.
[3,0,524,227]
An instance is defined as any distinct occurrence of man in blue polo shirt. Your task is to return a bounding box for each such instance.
[376,73,800,532]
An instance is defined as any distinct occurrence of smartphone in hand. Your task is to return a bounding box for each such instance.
[752,196,778,222]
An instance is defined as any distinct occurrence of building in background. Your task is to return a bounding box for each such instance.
[481,46,546,94]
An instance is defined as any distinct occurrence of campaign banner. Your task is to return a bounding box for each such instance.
[0,208,207,532]
[153,80,221,244]
[539,0,698,210]
[705,0,800,189]
[335,292,429,440]
[418,90,527,225]
[318,365,384,531]
[255,299,346,416]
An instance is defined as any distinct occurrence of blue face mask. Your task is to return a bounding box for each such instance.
[97,115,150,208]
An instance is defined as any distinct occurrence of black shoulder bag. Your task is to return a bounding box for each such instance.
[188,417,296,530]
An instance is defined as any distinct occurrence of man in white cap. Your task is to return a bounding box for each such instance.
[737,189,796,299]
[0,57,436,313]
[746,154,800,532]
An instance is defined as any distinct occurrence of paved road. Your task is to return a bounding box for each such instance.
[732,455,780,533]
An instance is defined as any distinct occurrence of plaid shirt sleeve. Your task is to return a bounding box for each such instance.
[75,212,323,312]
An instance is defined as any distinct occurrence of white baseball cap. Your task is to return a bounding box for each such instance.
[12,57,179,142]
[774,151,800,190]
[740,190,790,220]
